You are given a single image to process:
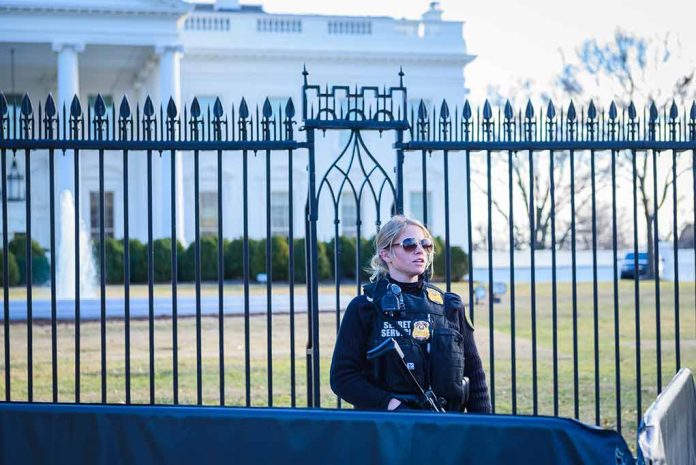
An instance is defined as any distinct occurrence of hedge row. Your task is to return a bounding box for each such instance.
[94,236,332,284]
[0,234,469,286]
[0,235,49,286]
[92,235,468,284]
[0,251,20,286]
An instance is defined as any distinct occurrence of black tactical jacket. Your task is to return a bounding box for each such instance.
[330,277,492,413]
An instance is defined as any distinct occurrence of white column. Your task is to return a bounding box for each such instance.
[52,42,85,298]
[54,43,84,108]
[53,42,84,195]
[157,45,182,108]
[155,45,186,246]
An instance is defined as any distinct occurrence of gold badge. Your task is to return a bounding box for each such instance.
[412,320,431,341]
[426,288,444,305]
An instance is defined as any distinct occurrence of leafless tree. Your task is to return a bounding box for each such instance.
[470,149,600,251]
[556,29,695,275]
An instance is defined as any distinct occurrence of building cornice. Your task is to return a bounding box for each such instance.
[183,48,476,67]
[0,0,191,17]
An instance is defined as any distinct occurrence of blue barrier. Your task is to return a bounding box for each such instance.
[0,403,634,465]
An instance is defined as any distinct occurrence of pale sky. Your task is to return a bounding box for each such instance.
[257,0,696,102]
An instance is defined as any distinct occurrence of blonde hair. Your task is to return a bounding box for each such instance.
[368,214,435,282]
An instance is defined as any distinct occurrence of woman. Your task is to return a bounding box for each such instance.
[330,215,491,413]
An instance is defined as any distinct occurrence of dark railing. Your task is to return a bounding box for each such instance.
[0,70,694,447]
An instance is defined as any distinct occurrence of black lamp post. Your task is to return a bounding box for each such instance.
[7,157,24,202]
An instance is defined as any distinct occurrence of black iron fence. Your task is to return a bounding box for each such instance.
[0,70,694,444]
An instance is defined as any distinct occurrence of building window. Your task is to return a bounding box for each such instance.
[271,192,289,236]
[90,191,115,240]
[328,20,372,35]
[257,18,302,34]
[341,193,358,237]
[200,192,218,236]
[409,191,432,227]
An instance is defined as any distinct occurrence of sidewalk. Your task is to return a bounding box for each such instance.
[0,294,355,321]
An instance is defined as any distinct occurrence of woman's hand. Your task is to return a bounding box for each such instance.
[387,398,402,411]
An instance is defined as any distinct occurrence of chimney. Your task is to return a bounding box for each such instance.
[421,2,443,22]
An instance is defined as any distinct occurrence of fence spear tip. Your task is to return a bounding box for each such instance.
[504,100,514,120]
[70,95,82,118]
[45,94,56,118]
[190,97,201,119]
[119,96,131,119]
[21,93,33,116]
[143,96,154,117]
[525,100,534,120]
[263,97,273,119]
[587,100,596,120]
[167,97,178,119]
[213,97,224,119]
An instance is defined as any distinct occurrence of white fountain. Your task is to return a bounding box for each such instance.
[57,190,98,299]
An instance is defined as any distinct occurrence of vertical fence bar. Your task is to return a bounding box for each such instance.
[671,150,680,371]
[123,147,131,404]
[194,147,202,405]
[466,150,474,323]
[169,147,178,404]
[24,147,33,401]
[692,149,695,367]
[99,147,107,403]
[611,149,621,433]
[486,150,495,412]
[2,147,9,401]
[652,150,662,393]
[333,207,341,408]
[287,148,296,407]
[528,149,537,415]
[307,127,322,406]
[49,148,57,402]
[443,150,451,290]
[265,148,273,406]
[73,144,81,402]
[632,149,642,428]
[550,149,558,416]
[570,149,579,419]
[354,203,364,403]
[590,149,600,425]
[508,150,517,414]
[304,203,313,407]
[243,149,251,406]
[395,130,404,214]
[355,204,363,297]
[421,150,429,228]
[217,148,224,405]
[147,148,155,404]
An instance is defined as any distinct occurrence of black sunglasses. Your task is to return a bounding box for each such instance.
[391,237,433,252]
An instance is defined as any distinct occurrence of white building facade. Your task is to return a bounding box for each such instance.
[0,0,475,255]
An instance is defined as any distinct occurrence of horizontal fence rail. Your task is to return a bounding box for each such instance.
[0,72,694,450]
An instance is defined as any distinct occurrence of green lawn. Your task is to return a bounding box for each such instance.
[0,280,694,453]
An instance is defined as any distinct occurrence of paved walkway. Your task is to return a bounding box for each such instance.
[0,294,355,321]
